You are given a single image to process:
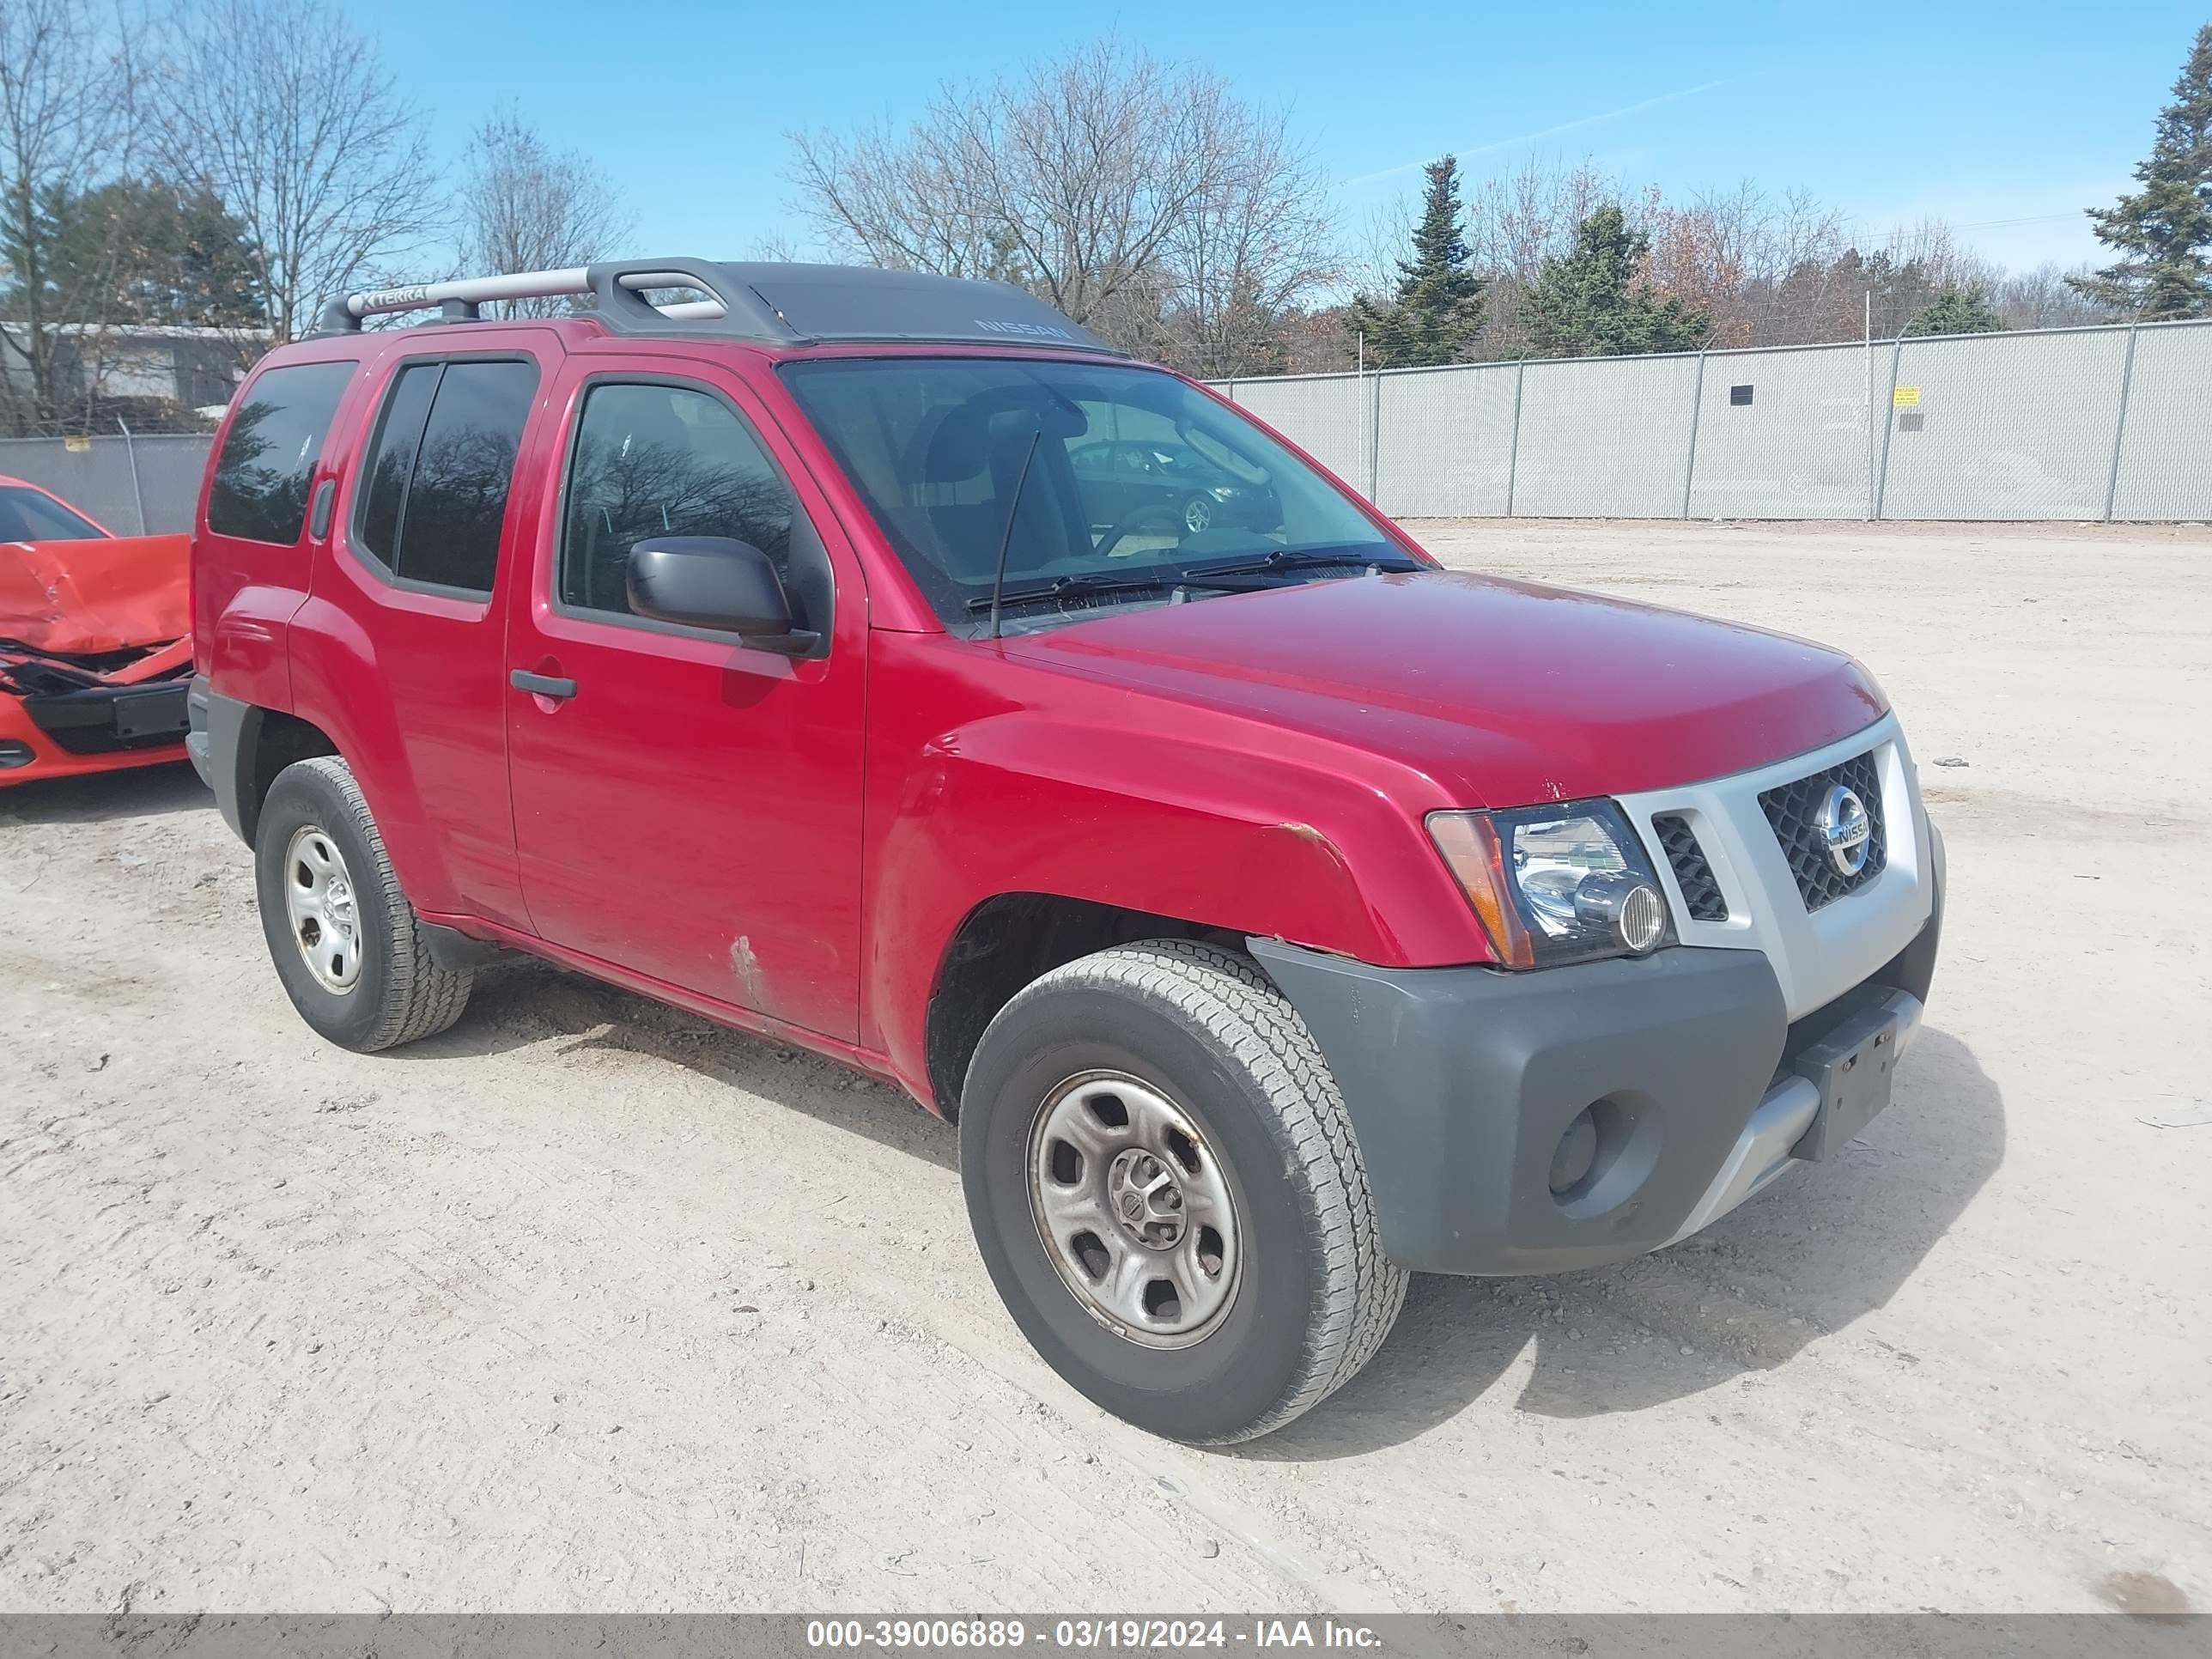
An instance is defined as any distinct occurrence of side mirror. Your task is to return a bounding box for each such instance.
[625,537,819,654]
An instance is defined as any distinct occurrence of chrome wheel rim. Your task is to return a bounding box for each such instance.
[283,824,363,995]
[1184,495,1212,533]
[1027,1070,1241,1348]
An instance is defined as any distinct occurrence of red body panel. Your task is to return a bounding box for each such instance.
[855,631,1486,1096]
[1002,571,1888,809]
[499,345,871,1040]
[1,533,190,653]
[191,349,376,714]
[196,319,1887,1113]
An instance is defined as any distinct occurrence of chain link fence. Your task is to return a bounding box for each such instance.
[1219,318,2212,522]
[8,323,2204,538]
[0,433,213,534]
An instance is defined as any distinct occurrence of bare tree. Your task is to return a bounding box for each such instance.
[1993,264,2119,330]
[1639,182,1851,346]
[152,0,441,340]
[786,113,1027,285]
[458,107,632,316]
[1346,195,1415,316]
[1463,153,1619,289]
[1110,104,1335,376]
[787,38,1334,372]
[1458,153,1619,353]
[0,0,139,435]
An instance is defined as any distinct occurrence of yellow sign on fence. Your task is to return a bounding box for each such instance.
[1893,385,1923,409]
[62,434,92,453]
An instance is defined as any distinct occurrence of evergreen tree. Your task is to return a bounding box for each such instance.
[1902,286,2004,336]
[1521,204,1712,356]
[1346,156,1486,367]
[37,179,267,330]
[2071,23,2212,319]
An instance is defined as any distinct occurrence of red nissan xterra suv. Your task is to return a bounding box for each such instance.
[189,259,1944,1443]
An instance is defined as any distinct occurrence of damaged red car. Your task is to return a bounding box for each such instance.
[1,476,194,784]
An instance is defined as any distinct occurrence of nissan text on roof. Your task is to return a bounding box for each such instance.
[187,259,1944,1442]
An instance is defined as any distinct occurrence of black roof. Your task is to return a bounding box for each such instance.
[589,258,1124,356]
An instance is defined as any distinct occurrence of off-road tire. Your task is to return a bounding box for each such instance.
[254,757,472,1052]
[960,939,1407,1443]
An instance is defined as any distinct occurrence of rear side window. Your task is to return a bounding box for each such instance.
[208,361,356,544]
[352,358,538,595]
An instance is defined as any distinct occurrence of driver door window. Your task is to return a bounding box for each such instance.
[559,380,802,621]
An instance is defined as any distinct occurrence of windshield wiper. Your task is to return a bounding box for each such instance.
[963,549,1424,620]
[966,568,1250,616]
[1189,548,1424,580]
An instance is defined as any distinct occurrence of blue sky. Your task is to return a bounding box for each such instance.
[371,1,2205,276]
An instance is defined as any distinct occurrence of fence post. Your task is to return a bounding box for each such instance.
[1873,338,1904,522]
[1504,360,1526,517]
[1367,368,1382,506]
[116,417,149,536]
[2103,322,2142,523]
[1681,350,1708,519]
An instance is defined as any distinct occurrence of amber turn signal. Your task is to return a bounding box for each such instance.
[1425,811,1537,969]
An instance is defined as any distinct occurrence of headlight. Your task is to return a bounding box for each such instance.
[1427,799,1674,969]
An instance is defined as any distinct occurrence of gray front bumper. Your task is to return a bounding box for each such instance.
[1660,986,1922,1247]
[1249,860,1942,1276]
[1251,940,1790,1273]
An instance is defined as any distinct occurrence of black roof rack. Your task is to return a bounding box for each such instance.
[320,258,1125,356]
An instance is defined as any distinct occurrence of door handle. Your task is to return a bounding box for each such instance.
[509,669,577,700]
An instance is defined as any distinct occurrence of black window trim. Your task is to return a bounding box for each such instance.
[207,356,360,548]
[547,369,836,659]
[342,349,542,605]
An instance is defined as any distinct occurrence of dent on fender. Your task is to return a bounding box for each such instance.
[1273,819,1354,883]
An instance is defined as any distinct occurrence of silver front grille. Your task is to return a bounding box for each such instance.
[1757,750,1887,912]
[1651,813,1729,921]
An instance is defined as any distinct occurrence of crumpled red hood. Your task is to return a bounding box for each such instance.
[0,534,191,656]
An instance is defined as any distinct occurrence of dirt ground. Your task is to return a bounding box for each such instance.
[3,519,2207,1616]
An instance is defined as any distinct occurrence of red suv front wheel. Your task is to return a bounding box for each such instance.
[958,939,1407,1443]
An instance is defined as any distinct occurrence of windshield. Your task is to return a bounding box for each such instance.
[0,485,106,543]
[778,357,1407,633]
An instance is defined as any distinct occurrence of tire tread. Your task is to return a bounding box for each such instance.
[278,757,472,1051]
[1006,939,1407,1441]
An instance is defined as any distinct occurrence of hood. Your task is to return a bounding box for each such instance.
[1004,570,1887,807]
[1,534,190,657]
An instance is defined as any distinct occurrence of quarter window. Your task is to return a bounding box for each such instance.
[559,382,805,620]
[207,361,356,544]
[353,358,538,595]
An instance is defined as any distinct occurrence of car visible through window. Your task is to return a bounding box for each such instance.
[779,357,1412,633]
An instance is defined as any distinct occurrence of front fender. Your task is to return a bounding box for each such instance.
[866,708,1489,1102]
